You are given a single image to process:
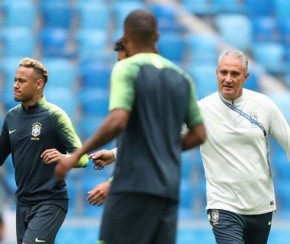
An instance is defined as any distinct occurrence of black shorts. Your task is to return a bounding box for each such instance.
[99,193,178,244]
[207,209,273,244]
[16,203,67,244]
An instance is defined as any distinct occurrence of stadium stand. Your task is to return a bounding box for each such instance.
[214,0,245,13]
[0,27,37,57]
[214,14,252,51]
[75,2,111,31]
[157,32,186,63]
[74,29,108,62]
[112,1,144,31]
[1,1,38,29]
[41,58,77,89]
[185,33,220,65]
[188,63,218,99]
[78,60,112,90]
[251,16,279,42]
[39,1,73,29]
[39,28,74,58]
[149,3,185,33]
[251,41,287,75]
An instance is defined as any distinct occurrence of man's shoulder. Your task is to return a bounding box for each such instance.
[42,100,68,116]
[6,104,21,116]
[244,89,272,103]
[198,92,218,105]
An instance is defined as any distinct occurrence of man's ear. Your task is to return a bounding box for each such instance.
[244,72,250,83]
[35,79,44,91]
[154,31,160,42]
[122,34,128,45]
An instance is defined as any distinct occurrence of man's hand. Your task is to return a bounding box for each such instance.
[89,149,115,170]
[41,148,79,180]
[41,148,63,164]
[87,181,111,205]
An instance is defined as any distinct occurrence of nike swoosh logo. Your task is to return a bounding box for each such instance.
[35,237,46,243]
[9,129,16,135]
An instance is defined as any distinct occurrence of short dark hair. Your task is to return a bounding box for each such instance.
[124,10,157,45]
[114,37,125,51]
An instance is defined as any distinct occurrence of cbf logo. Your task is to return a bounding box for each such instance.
[31,122,42,139]
[249,112,259,127]
[211,210,219,225]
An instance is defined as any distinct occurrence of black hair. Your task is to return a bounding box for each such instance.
[114,37,125,51]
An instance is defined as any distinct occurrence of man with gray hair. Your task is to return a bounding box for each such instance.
[0,57,88,244]
[200,48,290,243]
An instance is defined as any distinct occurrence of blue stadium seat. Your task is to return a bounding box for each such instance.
[41,58,78,117]
[157,32,186,63]
[1,0,33,3]
[275,179,290,214]
[181,0,218,15]
[4,171,17,196]
[76,3,110,30]
[272,152,289,181]
[40,1,73,28]
[181,151,195,181]
[267,92,290,122]
[215,14,252,51]
[44,88,78,120]
[77,115,105,140]
[188,64,218,99]
[277,18,290,45]
[75,29,108,62]
[56,227,99,244]
[179,179,195,210]
[2,1,38,28]
[0,27,36,57]
[4,156,17,194]
[41,58,77,89]
[77,116,117,153]
[194,180,207,213]
[149,3,184,33]
[269,137,285,156]
[65,176,79,213]
[284,72,290,88]
[78,89,109,117]
[112,1,145,31]
[78,61,112,90]
[283,46,290,67]
[251,42,287,74]
[251,16,279,42]
[177,228,215,244]
[75,0,107,3]
[244,68,260,91]
[0,114,4,127]
[274,0,290,19]
[213,0,245,13]
[185,33,220,64]
[2,92,18,111]
[244,0,274,16]
[111,0,143,1]
[268,229,290,243]
[82,201,104,218]
[39,28,74,58]
[111,29,123,46]
[0,57,22,110]
[0,57,19,90]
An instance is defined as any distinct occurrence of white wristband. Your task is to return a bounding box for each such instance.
[111,148,118,162]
